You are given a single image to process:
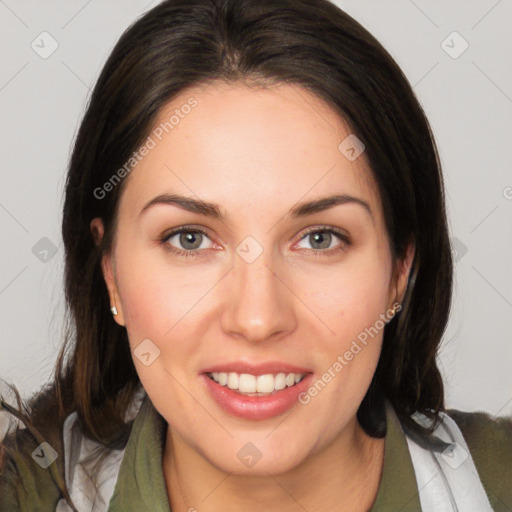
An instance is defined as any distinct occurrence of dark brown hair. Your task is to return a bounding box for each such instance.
[1,0,452,506]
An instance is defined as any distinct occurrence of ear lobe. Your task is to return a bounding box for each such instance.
[91,217,126,326]
[101,252,126,326]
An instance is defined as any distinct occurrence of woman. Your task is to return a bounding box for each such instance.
[1,0,510,510]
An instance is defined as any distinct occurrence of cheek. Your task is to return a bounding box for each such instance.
[113,244,219,367]
[114,237,190,331]
[114,255,203,408]
[303,250,392,340]
[296,250,392,408]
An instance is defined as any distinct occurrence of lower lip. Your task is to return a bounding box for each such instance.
[201,373,314,420]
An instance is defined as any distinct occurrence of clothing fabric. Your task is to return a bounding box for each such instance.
[1,387,511,511]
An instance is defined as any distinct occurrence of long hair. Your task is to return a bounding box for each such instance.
[1,0,452,505]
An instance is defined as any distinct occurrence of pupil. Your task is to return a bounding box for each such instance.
[180,232,201,250]
[311,231,331,249]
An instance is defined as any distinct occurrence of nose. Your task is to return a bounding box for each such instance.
[220,245,297,344]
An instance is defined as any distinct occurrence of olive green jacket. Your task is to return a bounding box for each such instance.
[1,393,511,511]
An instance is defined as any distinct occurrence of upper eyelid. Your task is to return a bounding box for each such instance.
[300,225,349,238]
[162,226,211,240]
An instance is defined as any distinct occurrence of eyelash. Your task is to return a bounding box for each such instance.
[159,225,351,259]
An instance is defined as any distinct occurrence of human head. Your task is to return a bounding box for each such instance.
[61,0,452,448]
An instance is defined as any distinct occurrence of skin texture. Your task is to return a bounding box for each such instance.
[91,81,414,511]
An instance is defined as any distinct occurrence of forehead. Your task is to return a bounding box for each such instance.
[118,81,382,224]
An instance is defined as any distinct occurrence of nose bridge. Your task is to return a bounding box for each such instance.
[222,237,294,342]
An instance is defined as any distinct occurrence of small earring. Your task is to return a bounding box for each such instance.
[111,306,118,316]
[391,302,401,316]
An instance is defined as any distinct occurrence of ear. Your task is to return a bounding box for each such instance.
[90,217,126,326]
[389,238,415,309]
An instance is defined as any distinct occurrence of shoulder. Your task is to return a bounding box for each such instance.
[0,391,67,512]
[445,407,512,510]
[446,407,512,464]
[0,425,64,511]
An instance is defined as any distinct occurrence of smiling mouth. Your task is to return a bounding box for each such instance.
[206,371,307,396]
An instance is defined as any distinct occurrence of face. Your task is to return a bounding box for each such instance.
[92,81,412,475]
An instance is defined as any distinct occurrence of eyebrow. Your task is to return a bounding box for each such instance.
[139,193,373,221]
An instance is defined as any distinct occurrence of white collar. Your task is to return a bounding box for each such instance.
[56,386,146,512]
[400,404,493,511]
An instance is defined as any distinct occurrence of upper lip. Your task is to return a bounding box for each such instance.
[201,361,312,376]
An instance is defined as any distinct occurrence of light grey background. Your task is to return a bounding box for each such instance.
[1,0,511,418]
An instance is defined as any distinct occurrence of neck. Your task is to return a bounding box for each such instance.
[162,417,385,512]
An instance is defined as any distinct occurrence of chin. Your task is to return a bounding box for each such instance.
[197,431,314,476]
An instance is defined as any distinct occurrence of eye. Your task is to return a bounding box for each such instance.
[295,227,351,255]
[160,225,351,258]
[160,227,215,257]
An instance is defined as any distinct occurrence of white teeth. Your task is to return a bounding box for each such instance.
[227,372,239,390]
[275,373,286,390]
[256,374,274,393]
[209,371,306,394]
[238,374,256,393]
